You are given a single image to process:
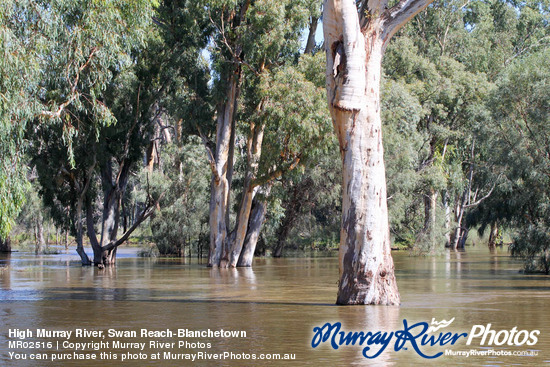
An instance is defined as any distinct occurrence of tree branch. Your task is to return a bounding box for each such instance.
[464,178,500,209]
[39,47,98,120]
[382,0,434,43]
[252,156,301,189]
[196,124,219,182]
[102,191,165,252]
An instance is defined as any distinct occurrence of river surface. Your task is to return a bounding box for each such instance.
[0,246,549,366]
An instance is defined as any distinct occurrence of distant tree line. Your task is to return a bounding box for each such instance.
[0,0,548,275]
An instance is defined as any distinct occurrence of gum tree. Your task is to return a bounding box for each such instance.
[323,0,434,305]
[205,0,329,268]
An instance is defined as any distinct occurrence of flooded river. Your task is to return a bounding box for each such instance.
[1,247,549,366]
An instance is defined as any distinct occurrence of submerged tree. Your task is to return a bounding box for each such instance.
[205,0,331,268]
[323,0,435,305]
[26,0,158,266]
[488,50,550,273]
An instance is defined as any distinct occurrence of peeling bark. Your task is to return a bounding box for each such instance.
[324,0,433,305]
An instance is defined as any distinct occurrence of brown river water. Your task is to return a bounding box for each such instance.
[0,246,549,366]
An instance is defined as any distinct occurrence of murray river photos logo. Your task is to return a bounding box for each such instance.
[311,318,540,359]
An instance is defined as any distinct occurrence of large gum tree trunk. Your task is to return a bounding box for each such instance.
[228,121,265,267]
[323,0,433,305]
[208,72,239,267]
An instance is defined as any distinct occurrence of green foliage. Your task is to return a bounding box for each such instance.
[146,141,210,256]
[254,55,333,178]
[382,78,426,244]
[511,224,550,274]
[1,0,155,240]
[488,49,550,272]
[0,0,44,238]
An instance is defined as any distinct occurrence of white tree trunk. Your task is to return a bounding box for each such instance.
[228,122,264,267]
[324,0,433,305]
[208,73,239,267]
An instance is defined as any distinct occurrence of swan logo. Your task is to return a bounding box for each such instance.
[427,318,455,333]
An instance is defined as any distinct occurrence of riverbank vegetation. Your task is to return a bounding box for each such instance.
[1,0,548,281]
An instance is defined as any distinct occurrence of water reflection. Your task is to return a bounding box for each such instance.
[0,247,549,366]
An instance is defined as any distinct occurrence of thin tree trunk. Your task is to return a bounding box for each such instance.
[273,177,313,258]
[238,185,271,267]
[451,204,463,250]
[304,16,319,54]
[443,191,452,247]
[35,212,45,254]
[488,222,499,248]
[422,188,438,251]
[146,122,160,173]
[75,195,91,265]
[324,0,433,305]
[452,140,475,249]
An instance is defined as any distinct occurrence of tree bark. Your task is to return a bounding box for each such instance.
[35,212,45,254]
[75,195,91,265]
[324,0,433,305]
[208,71,240,267]
[228,120,265,267]
[422,187,438,251]
[451,140,475,250]
[237,187,270,267]
[92,159,131,266]
[443,191,452,247]
[488,222,499,249]
[304,16,319,54]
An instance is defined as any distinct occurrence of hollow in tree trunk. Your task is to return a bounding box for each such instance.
[323,0,433,305]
